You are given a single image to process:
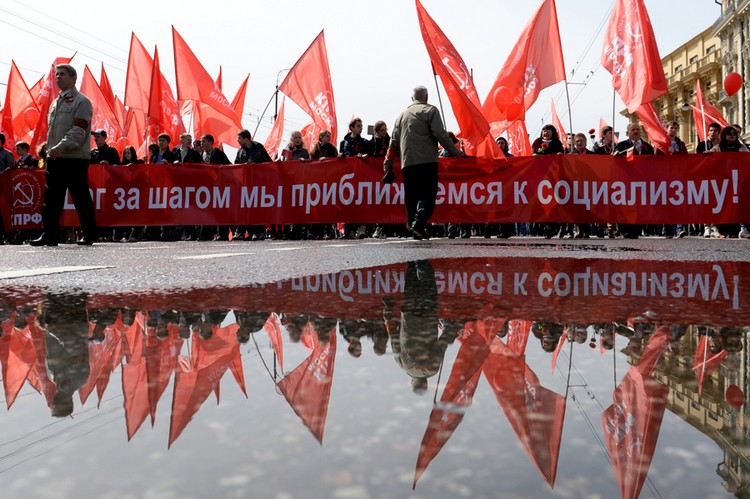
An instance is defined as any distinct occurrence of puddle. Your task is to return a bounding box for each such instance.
[0,257,748,498]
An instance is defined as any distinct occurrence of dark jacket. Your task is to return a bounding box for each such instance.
[235,141,272,164]
[592,141,614,155]
[310,141,339,160]
[656,138,688,155]
[172,147,203,163]
[90,143,121,165]
[371,134,390,157]
[203,148,231,165]
[531,138,564,155]
[280,145,310,161]
[339,133,371,157]
[15,154,40,169]
[149,148,178,163]
[614,139,655,155]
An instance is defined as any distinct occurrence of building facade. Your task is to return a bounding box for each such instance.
[713,0,750,145]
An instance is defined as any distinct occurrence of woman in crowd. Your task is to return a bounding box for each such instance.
[122,146,143,166]
[531,125,564,238]
[280,131,310,161]
[310,130,338,160]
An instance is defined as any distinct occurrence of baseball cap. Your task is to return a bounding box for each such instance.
[91,129,107,137]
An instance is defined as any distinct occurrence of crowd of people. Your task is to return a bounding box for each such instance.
[1,72,749,243]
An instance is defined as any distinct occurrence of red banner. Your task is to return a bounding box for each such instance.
[2,153,748,230]
[75,258,750,328]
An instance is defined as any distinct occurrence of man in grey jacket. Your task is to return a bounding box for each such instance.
[29,64,96,246]
[383,86,461,240]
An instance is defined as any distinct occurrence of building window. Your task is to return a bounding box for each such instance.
[706,45,716,54]
[690,55,699,64]
[675,65,683,73]
[708,411,718,421]
[676,392,685,401]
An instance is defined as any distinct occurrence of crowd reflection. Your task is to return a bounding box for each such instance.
[1,256,750,497]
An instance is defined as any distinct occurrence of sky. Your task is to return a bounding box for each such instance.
[0,0,724,148]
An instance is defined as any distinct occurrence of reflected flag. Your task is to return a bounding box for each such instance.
[693,333,728,395]
[277,324,337,444]
[483,337,566,487]
[413,325,490,487]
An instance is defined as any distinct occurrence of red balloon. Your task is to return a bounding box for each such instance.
[726,384,745,408]
[724,72,744,97]
[492,87,512,113]
[505,103,523,122]
[23,107,40,129]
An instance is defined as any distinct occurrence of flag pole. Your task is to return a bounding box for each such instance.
[612,89,617,143]
[564,81,574,147]
[253,89,277,138]
[432,72,447,128]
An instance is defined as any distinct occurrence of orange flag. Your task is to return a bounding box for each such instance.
[415,0,501,158]
[80,65,124,154]
[483,337,566,487]
[277,326,337,444]
[601,0,667,113]
[413,325,490,488]
[278,30,337,142]
[506,120,532,156]
[147,47,182,145]
[29,55,74,152]
[124,33,152,112]
[0,60,40,150]
[122,358,150,441]
[0,318,35,409]
[635,102,670,154]
[172,27,241,145]
[263,98,286,160]
[192,324,246,398]
[483,0,566,134]
[550,99,566,144]
[79,324,122,406]
[692,79,730,141]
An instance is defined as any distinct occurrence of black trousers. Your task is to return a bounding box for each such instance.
[402,162,438,229]
[42,158,97,242]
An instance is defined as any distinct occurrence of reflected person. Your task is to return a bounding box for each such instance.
[41,294,90,417]
[391,260,458,394]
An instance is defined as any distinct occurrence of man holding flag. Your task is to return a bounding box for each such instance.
[382,86,462,240]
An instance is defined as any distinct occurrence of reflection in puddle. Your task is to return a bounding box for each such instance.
[1,257,749,497]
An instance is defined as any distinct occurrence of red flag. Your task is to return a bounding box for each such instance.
[263,313,284,372]
[79,324,122,406]
[413,326,490,487]
[635,102,670,154]
[636,325,670,376]
[147,47,181,145]
[168,355,230,447]
[124,33,152,111]
[483,0,566,133]
[0,60,40,149]
[693,333,729,394]
[0,318,35,409]
[215,66,222,91]
[415,0,501,158]
[550,333,567,373]
[192,324,246,397]
[506,319,531,356]
[124,108,147,159]
[145,322,182,424]
[277,326,337,444]
[599,117,619,144]
[80,65,124,154]
[29,76,44,105]
[692,79,730,142]
[122,358,150,441]
[230,74,249,122]
[28,56,74,152]
[602,367,668,499]
[550,99,567,144]
[99,63,116,112]
[506,120,532,156]
[601,0,667,113]
[264,98,286,160]
[278,30,337,142]
[172,27,241,145]
[483,338,566,487]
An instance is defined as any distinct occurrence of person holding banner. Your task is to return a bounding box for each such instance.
[28,64,97,247]
[382,86,461,240]
[696,123,721,153]
[613,123,654,240]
